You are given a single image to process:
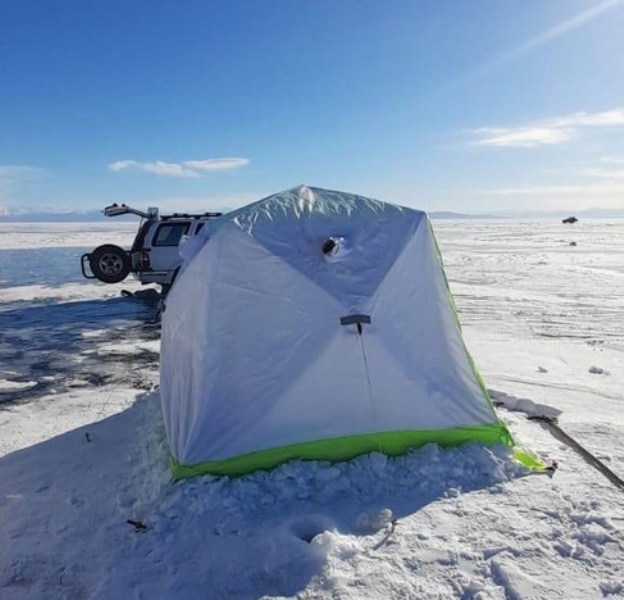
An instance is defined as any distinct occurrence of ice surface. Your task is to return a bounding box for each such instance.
[1,219,623,599]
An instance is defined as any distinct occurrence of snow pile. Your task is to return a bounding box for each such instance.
[0,391,529,600]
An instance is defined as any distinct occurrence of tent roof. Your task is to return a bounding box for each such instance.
[224,185,426,229]
[181,185,429,301]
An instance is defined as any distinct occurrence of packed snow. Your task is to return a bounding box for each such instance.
[1,219,623,599]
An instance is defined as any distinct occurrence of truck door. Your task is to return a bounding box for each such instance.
[145,221,190,280]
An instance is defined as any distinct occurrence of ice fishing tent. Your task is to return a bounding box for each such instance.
[160,185,512,478]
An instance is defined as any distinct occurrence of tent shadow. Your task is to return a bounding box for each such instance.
[0,392,518,600]
[0,393,167,598]
[0,296,158,405]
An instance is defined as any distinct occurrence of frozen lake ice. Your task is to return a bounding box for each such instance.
[0,218,623,600]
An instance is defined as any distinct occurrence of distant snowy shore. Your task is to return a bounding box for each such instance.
[1,205,624,223]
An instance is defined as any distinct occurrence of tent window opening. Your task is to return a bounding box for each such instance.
[321,236,350,261]
[322,238,336,255]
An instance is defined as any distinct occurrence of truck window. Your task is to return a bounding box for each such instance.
[153,223,190,247]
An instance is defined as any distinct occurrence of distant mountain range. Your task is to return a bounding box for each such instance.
[0,209,115,223]
[1,207,623,222]
[429,211,495,220]
[430,208,624,219]
[0,208,495,222]
[495,207,624,219]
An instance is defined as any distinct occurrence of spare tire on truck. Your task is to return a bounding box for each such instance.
[89,244,131,284]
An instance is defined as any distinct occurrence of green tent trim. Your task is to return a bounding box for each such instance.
[427,222,547,473]
[171,422,514,479]
[428,222,502,414]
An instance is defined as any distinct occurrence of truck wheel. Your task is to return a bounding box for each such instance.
[89,244,131,284]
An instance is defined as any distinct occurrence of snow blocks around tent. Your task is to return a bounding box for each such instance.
[160,185,515,479]
[170,424,513,479]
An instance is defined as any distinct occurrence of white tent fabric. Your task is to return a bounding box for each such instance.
[160,185,507,474]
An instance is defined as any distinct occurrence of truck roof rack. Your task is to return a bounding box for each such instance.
[161,212,223,220]
[104,203,223,221]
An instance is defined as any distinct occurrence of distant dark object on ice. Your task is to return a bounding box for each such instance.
[569,241,577,247]
[562,216,578,224]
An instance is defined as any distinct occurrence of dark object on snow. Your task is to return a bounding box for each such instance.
[562,216,578,224]
[133,288,162,305]
[85,432,91,443]
[120,288,162,306]
[569,241,577,247]
[127,519,147,531]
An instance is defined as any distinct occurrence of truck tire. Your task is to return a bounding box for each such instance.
[89,244,131,284]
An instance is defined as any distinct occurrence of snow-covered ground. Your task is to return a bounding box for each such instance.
[1,219,623,599]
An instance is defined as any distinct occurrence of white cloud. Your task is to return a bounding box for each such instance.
[472,127,573,148]
[600,156,624,164]
[183,158,250,171]
[108,160,198,178]
[144,161,200,178]
[548,109,624,129]
[582,167,624,179]
[108,160,137,172]
[108,157,250,177]
[573,155,624,178]
[472,108,624,148]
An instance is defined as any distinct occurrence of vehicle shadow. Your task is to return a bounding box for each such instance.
[0,296,159,404]
[0,392,522,600]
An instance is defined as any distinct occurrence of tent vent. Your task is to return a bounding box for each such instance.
[340,314,371,326]
[321,236,349,261]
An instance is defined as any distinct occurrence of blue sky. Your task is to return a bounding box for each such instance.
[2,0,624,214]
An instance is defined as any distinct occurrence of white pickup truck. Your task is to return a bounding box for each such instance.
[81,203,221,289]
